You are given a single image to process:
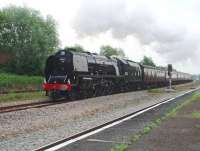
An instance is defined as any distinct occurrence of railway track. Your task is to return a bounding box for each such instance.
[0,99,67,114]
[34,87,199,151]
[0,83,197,114]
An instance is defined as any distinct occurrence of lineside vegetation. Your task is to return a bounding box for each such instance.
[0,73,43,93]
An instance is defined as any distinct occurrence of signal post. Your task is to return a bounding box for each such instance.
[168,64,173,90]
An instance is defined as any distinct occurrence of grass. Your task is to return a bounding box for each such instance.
[195,125,200,129]
[131,134,141,142]
[192,111,200,119]
[148,82,200,94]
[148,88,164,93]
[131,118,161,143]
[0,73,43,93]
[174,82,200,92]
[0,91,47,102]
[111,143,128,151]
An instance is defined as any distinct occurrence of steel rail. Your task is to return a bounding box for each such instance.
[0,99,68,114]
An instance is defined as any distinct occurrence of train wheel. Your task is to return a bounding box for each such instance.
[88,89,94,98]
[108,82,114,95]
[81,89,93,99]
[102,85,109,96]
[68,90,77,101]
[50,90,60,101]
[100,86,106,96]
[94,85,100,96]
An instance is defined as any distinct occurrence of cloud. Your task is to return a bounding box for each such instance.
[73,0,154,42]
[152,33,199,62]
[73,0,185,43]
[72,0,199,73]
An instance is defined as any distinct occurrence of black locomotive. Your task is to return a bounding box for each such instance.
[43,49,192,100]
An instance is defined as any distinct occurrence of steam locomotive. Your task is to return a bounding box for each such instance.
[43,49,192,100]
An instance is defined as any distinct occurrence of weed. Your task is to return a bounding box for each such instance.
[111,143,128,151]
[148,88,163,93]
[195,125,200,129]
[142,126,151,134]
[131,134,141,142]
[0,91,47,102]
[192,111,200,119]
[149,121,157,128]
[155,118,161,124]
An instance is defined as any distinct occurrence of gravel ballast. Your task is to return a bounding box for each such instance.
[0,84,199,151]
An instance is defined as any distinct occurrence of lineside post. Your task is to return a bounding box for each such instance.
[168,64,172,89]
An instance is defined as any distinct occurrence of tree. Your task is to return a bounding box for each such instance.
[100,45,125,57]
[64,44,85,52]
[0,6,59,75]
[116,48,125,57]
[140,56,156,67]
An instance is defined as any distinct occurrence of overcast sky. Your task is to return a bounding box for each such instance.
[0,0,200,74]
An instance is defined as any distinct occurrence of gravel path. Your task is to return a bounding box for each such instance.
[0,84,198,151]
